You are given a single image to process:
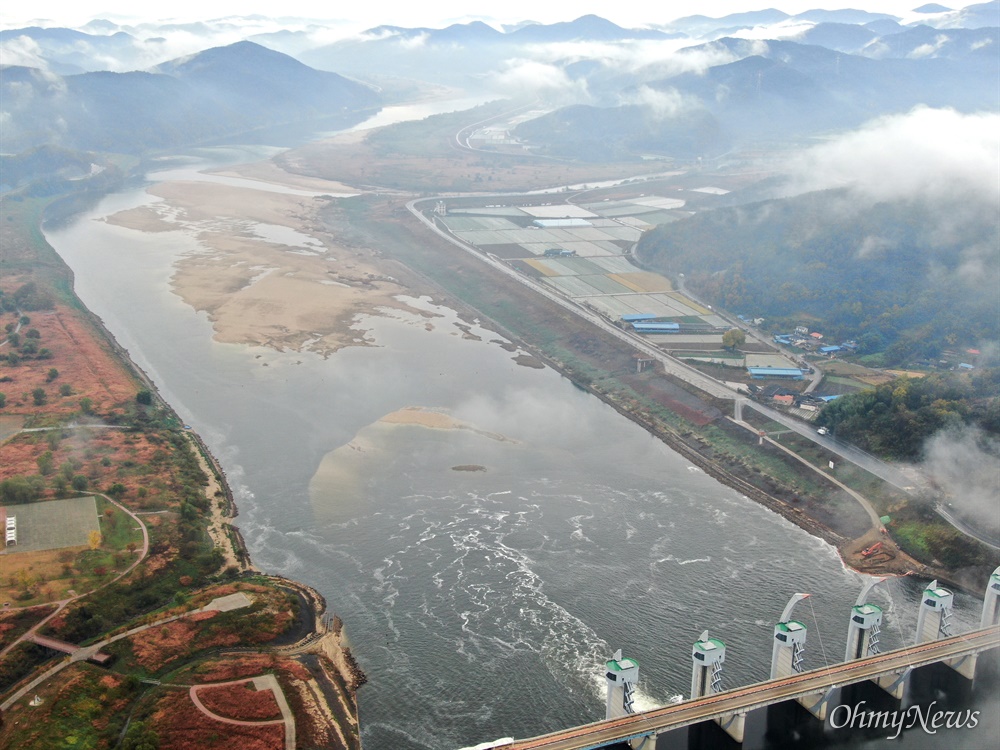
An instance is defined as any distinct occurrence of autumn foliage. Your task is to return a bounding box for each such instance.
[195,681,282,721]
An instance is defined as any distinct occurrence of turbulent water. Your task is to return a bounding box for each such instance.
[42,145,996,750]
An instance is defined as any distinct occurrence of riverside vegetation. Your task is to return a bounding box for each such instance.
[0,184,363,749]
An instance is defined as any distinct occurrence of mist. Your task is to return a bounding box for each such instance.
[790,107,1000,207]
[923,426,1000,536]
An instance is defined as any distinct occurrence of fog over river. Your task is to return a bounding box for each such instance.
[43,136,995,749]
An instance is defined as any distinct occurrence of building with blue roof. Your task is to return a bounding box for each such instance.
[747,367,805,380]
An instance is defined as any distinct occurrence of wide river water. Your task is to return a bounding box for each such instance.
[42,129,996,748]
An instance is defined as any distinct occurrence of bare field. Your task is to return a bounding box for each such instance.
[0,298,138,415]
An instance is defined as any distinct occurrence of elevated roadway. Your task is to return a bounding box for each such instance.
[505,626,1000,750]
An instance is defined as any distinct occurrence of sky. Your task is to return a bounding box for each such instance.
[0,1,955,31]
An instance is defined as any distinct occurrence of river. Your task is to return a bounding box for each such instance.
[41,114,996,750]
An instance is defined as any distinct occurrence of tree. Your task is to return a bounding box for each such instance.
[59,384,72,397]
[0,393,5,408]
[136,389,153,406]
[37,451,54,476]
[24,328,40,339]
[88,530,102,550]
[722,328,746,351]
[72,475,88,492]
[32,388,47,406]
[46,368,59,382]
[79,397,93,414]
[0,476,44,504]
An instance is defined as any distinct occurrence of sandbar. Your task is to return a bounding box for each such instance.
[103,167,419,357]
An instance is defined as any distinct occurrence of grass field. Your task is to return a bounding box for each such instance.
[1,496,100,554]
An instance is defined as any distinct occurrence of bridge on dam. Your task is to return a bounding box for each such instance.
[507,627,999,750]
[463,567,1000,750]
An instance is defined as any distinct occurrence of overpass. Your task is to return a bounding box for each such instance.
[506,627,1000,750]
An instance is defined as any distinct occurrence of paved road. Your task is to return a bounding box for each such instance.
[935,503,1000,550]
[189,675,295,750]
[738,400,915,492]
[506,626,1000,750]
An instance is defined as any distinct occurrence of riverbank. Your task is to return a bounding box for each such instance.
[0,188,366,748]
[101,174,422,357]
[79,147,998,600]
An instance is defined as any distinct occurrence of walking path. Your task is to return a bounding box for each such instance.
[1,593,252,711]
[188,674,295,750]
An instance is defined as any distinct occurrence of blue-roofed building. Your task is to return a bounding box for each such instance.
[632,322,680,333]
[819,345,843,354]
[621,314,659,322]
[747,367,805,380]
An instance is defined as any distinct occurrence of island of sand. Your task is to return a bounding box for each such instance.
[104,162,420,357]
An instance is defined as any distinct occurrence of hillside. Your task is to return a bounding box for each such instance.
[635,189,999,365]
[512,104,728,161]
[0,41,379,154]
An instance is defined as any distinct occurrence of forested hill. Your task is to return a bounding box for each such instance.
[635,189,999,365]
[815,369,1000,460]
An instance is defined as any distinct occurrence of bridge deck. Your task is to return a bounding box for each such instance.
[26,634,80,655]
[508,627,1000,750]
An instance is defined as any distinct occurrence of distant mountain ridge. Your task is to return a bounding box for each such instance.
[0,41,379,154]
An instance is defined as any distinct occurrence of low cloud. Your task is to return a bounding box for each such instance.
[516,38,741,80]
[618,85,699,119]
[855,235,895,260]
[922,426,1000,535]
[487,58,590,102]
[790,107,1000,207]
[0,36,52,70]
[725,20,816,42]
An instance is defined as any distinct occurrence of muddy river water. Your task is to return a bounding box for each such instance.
[42,128,996,749]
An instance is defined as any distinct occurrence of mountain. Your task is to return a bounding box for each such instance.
[512,104,727,161]
[799,22,878,52]
[793,9,899,23]
[651,37,998,139]
[299,15,676,86]
[928,0,1000,28]
[663,9,791,36]
[864,18,906,35]
[509,15,670,42]
[635,190,999,366]
[0,26,144,74]
[0,42,379,154]
[865,24,1000,59]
